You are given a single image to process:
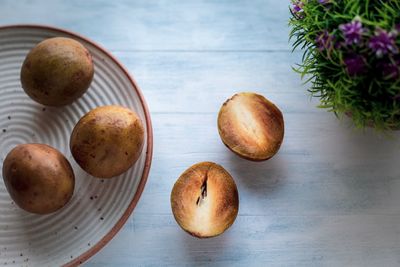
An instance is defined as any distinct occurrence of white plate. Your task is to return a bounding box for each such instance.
[0,25,153,267]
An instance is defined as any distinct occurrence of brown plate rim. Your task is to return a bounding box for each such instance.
[0,24,153,267]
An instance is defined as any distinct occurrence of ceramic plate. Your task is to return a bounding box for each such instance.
[0,25,153,266]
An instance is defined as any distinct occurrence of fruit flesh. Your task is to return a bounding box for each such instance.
[171,162,239,238]
[218,92,284,161]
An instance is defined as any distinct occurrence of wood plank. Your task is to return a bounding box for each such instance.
[130,112,400,217]
[86,214,400,266]
[112,51,311,114]
[2,1,400,266]
[0,0,291,51]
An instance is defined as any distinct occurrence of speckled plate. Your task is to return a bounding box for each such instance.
[0,25,153,266]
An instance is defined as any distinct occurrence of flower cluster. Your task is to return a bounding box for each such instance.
[317,20,399,79]
[289,0,400,130]
[339,19,363,45]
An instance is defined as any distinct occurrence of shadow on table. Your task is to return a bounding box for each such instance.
[179,225,237,265]
[322,121,400,212]
[225,150,288,196]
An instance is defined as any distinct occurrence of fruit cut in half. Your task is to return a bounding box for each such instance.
[171,162,239,238]
[218,92,284,161]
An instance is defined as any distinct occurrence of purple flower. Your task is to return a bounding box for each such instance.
[316,30,335,52]
[318,0,330,4]
[339,19,364,45]
[344,54,366,76]
[368,28,399,57]
[291,1,304,18]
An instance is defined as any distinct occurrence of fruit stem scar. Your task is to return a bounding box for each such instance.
[196,170,209,206]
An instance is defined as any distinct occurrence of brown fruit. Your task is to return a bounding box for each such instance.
[20,37,94,106]
[70,105,145,178]
[2,144,75,214]
[218,92,284,161]
[171,162,239,238]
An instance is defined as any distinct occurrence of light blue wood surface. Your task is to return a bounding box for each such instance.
[1,1,400,266]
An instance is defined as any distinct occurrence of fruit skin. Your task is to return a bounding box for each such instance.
[2,144,75,214]
[70,105,145,178]
[171,162,239,238]
[218,92,284,161]
[20,37,94,106]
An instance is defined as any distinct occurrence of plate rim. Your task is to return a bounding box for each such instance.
[0,23,153,267]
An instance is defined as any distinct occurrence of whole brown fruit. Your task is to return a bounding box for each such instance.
[218,92,284,161]
[171,162,239,238]
[2,144,75,214]
[20,37,94,106]
[70,105,145,178]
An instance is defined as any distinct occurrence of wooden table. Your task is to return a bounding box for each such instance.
[1,0,400,266]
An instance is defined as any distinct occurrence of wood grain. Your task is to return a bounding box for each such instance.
[1,0,400,266]
[0,0,290,51]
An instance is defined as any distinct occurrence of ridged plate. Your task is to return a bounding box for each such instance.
[0,25,153,267]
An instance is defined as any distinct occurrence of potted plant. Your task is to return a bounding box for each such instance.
[289,0,400,130]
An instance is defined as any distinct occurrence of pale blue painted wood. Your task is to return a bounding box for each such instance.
[1,1,400,267]
[0,0,290,51]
